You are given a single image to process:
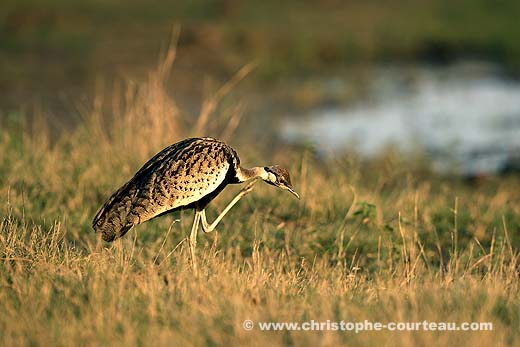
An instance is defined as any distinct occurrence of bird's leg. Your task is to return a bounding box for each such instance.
[189,210,201,272]
[200,179,258,233]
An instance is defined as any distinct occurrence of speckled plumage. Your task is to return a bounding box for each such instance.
[93,137,241,242]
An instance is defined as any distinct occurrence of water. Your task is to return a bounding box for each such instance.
[281,62,520,175]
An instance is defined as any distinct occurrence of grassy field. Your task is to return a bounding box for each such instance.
[1,51,520,346]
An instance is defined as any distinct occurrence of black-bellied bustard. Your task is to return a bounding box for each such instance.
[92,137,299,269]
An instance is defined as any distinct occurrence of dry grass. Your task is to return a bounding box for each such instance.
[1,45,519,346]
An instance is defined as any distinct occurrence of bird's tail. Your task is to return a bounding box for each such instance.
[92,181,140,242]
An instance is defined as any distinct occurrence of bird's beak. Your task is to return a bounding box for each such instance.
[285,186,300,200]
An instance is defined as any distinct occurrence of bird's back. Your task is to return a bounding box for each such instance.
[93,137,240,241]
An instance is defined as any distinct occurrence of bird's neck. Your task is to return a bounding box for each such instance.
[236,166,268,182]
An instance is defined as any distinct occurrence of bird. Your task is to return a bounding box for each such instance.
[92,137,299,267]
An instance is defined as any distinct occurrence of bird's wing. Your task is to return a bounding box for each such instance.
[132,157,231,224]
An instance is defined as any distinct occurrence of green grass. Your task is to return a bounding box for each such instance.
[2,0,520,112]
[1,49,520,346]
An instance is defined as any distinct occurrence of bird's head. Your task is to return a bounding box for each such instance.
[263,165,300,199]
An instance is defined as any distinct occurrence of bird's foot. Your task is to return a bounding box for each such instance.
[240,179,257,195]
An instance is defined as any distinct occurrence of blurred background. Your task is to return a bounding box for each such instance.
[1,0,520,176]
